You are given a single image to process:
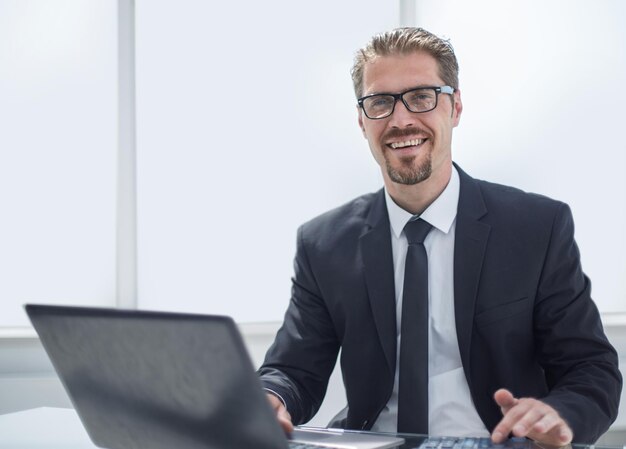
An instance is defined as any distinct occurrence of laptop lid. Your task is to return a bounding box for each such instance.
[26,304,289,449]
[26,304,404,449]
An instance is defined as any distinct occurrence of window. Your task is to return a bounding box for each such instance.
[0,0,117,327]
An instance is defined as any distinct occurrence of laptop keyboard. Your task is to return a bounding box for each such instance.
[417,436,532,449]
[288,435,533,449]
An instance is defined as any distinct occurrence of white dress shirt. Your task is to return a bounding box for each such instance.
[371,167,489,437]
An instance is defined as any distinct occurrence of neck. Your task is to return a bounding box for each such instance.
[384,163,452,215]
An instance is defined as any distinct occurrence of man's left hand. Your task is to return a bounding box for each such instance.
[491,388,573,446]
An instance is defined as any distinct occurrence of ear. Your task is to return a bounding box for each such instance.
[452,89,463,127]
[357,105,367,138]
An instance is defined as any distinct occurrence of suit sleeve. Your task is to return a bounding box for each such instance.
[257,224,340,425]
[534,203,622,443]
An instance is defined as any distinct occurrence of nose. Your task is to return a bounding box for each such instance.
[388,98,418,129]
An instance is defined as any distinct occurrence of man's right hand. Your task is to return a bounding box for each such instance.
[266,393,294,434]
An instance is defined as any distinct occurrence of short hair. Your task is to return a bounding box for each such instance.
[351,27,459,98]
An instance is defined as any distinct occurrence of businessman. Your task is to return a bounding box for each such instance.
[258,27,622,445]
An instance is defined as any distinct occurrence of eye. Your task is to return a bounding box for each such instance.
[368,96,393,108]
[406,90,435,103]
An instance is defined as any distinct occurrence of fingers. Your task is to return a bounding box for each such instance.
[531,412,573,444]
[266,393,294,434]
[493,388,518,414]
[491,392,573,446]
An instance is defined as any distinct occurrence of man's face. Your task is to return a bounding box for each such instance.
[358,51,462,186]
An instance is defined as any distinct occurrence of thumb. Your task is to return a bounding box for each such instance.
[494,388,518,413]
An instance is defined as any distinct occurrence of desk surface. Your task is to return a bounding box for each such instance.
[0,407,622,449]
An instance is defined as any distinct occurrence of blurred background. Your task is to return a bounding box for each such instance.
[0,0,624,442]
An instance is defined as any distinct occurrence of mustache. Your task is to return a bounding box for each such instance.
[382,128,428,141]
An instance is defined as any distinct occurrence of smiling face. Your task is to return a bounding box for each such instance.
[358,51,462,190]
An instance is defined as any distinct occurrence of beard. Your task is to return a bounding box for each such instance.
[385,151,432,185]
[380,127,433,185]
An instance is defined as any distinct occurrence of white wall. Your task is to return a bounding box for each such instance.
[134,0,397,322]
[1,1,624,324]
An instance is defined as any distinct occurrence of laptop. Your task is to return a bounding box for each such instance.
[25,304,404,449]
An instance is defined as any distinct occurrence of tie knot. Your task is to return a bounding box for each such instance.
[404,218,432,244]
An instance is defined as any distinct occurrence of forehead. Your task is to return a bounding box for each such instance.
[361,51,443,96]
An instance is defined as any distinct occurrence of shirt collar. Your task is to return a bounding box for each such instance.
[385,165,460,239]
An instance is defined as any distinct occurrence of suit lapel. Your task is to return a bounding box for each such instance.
[359,190,397,375]
[357,169,491,384]
[454,166,490,381]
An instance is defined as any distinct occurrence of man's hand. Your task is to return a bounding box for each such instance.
[491,388,573,446]
[266,393,294,434]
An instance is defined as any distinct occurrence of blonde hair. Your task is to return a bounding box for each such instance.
[351,27,459,98]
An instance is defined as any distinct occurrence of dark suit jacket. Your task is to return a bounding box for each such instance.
[258,165,622,443]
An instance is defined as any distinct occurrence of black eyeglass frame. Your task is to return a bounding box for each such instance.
[357,85,455,120]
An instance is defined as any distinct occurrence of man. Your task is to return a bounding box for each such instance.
[258,27,621,445]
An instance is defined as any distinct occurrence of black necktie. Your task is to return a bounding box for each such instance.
[397,218,432,434]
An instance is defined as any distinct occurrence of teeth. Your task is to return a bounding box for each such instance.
[390,139,424,149]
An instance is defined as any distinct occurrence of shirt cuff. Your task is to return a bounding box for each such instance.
[263,388,288,412]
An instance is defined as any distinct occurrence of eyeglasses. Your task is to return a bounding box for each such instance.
[357,85,455,120]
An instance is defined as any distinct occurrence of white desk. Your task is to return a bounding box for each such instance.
[0,407,97,449]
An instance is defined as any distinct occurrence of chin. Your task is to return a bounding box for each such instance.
[386,160,432,185]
